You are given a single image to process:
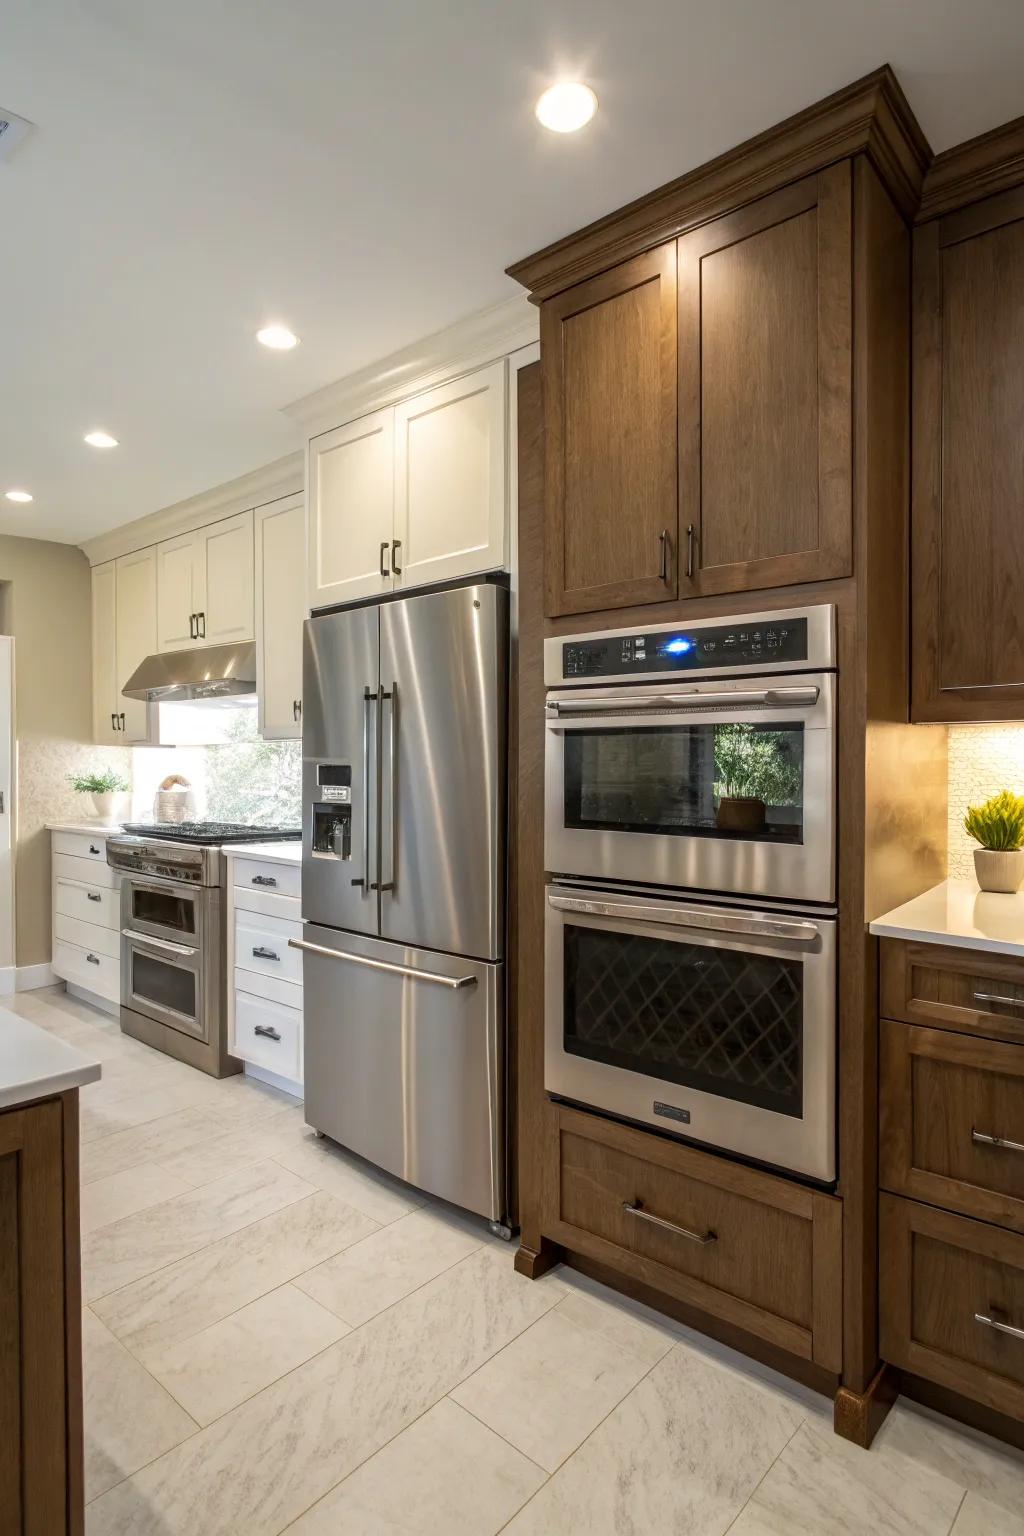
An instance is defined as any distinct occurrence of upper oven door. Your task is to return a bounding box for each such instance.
[544,673,835,903]
[122,872,204,948]
[544,886,836,1182]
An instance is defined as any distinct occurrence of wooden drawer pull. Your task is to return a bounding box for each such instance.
[972,1129,1024,1155]
[623,1200,716,1246]
[973,990,1024,1013]
[975,1311,1024,1343]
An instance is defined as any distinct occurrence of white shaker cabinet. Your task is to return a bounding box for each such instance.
[307,407,395,610]
[393,359,507,590]
[157,511,255,651]
[255,495,305,738]
[92,550,157,744]
[92,561,119,745]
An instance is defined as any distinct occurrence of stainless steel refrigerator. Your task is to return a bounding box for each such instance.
[297,580,508,1229]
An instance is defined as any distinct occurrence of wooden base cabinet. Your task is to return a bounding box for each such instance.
[543,1105,842,1373]
[0,1093,84,1535]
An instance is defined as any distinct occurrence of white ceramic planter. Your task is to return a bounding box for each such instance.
[89,791,126,823]
[974,847,1024,894]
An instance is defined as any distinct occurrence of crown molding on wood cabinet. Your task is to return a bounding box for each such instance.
[506,65,931,301]
[282,294,539,436]
[917,114,1024,222]
[80,452,303,567]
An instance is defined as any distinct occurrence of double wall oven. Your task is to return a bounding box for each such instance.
[544,606,838,1183]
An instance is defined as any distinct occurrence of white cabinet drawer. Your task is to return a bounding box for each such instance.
[53,939,120,1004]
[234,910,303,985]
[233,858,301,902]
[233,966,302,1009]
[234,989,302,1080]
[54,913,120,960]
[55,877,119,930]
[52,830,111,864]
[53,852,119,890]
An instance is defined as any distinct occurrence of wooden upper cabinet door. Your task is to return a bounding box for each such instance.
[912,187,1024,722]
[678,164,852,597]
[542,243,678,616]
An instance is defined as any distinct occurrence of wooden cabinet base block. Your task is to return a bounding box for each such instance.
[514,1238,563,1281]
[833,1363,898,1448]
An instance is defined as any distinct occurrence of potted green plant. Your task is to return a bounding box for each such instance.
[713,725,801,834]
[964,790,1024,894]
[68,768,130,824]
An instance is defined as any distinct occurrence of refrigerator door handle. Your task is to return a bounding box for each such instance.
[352,687,376,891]
[375,684,396,893]
[288,937,476,990]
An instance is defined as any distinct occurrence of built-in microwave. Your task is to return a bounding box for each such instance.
[544,606,837,905]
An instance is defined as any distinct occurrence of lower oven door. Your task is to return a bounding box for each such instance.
[545,885,836,1182]
[122,927,208,1043]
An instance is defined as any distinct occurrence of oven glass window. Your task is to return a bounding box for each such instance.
[131,951,198,1027]
[131,885,198,937]
[563,723,804,844]
[563,925,803,1118]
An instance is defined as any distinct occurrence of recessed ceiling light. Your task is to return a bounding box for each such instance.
[84,430,118,448]
[257,324,299,351]
[5,489,32,503]
[535,82,597,134]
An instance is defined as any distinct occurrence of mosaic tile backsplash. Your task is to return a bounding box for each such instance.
[948,725,1024,880]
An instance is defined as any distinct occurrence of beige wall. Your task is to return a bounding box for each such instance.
[0,536,128,967]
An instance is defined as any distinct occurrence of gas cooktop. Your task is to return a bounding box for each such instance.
[119,821,301,846]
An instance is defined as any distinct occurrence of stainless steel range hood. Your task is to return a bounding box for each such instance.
[122,642,257,703]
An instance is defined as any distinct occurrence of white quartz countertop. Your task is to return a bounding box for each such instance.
[47,820,124,835]
[224,841,302,866]
[0,1008,101,1109]
[870,879,1024,957]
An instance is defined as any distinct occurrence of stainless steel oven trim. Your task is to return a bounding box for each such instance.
[543,604,836,687]
[544,884,836,1182]
[544,671,835,905]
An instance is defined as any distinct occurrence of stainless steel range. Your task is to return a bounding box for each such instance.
[107,822,300,1076]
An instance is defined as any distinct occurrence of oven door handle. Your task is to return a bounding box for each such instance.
[546,893,821,944]
[546,685,819,717]
[122,928,199,958]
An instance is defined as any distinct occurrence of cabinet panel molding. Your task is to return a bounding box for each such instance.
[256,496,305,740]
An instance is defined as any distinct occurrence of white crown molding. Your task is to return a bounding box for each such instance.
[80,452,304,566]
[283,293,540,436]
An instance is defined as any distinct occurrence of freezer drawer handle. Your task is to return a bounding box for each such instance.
[122,928,199,958]
[975,1312,1024,1344]
[288,937,476,991]
[547,892,820,944]
[251,946,280,962]
[972,1129,1024,1155]
[547,685,819,717]
[253,1024,282,1042]
[623,1201,716,1246]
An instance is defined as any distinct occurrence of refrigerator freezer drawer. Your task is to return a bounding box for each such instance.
[298,924,504,1222]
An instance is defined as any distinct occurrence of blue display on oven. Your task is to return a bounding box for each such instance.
[660,636,694,655]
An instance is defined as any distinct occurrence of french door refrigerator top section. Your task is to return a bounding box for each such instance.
[302,581,507,962]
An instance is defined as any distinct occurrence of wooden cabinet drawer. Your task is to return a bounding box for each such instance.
[880,939,1024,1045]
[545,1105,841,1372]
[880,1194,1024,1421]
[233,857,301,903]
[233,989,302,1081]
[51,831,110,866]
[881,1019,1024,1232]
[234,910,303,985]
[55,877,119,930]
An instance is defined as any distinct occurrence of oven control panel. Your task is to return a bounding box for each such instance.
[560,616,809,680]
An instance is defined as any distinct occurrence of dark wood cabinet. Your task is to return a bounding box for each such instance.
[541,243,678,616]
[678,164,853,596]
[912,185,1024,721]
[0,1094,83,1535]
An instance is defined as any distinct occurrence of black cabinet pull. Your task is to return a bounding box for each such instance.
[86,953,100,965]
[189,613,196,639]
[87,892,102,903]
[252,946,280,961]
[391,540,402,576]
[658,529,669,582]
[293,699,302,722]
[686,523,696,580]
[119,712,126,732]
[111,711,118,732]
[89,845,100,855]
[197,611,206,638]
[253,1024,281,1041]
[379,541,390,578]
[251,875,277,887]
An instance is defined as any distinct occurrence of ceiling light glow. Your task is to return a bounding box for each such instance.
[535,81,597,133]
[5,489,33,503]
[257,324,299,350]
[84,430,118,448]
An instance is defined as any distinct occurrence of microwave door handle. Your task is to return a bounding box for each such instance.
[546,894,820,945]
[547,686,819,716]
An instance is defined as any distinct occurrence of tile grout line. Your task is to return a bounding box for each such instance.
[721,1418,806,1534]
[945,1488,968,1536]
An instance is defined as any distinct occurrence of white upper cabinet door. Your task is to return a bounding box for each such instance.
[115,547,157,742]
[307,407,395,610]
[393,360,507,590]
[255,496,305,739]
[198,510,255,645]
[91,561,119,744]
[157,531,201,651]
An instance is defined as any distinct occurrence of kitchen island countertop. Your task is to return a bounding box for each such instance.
[0,1008,101,1109]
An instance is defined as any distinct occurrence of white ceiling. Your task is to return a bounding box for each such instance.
[3,0,1023,544]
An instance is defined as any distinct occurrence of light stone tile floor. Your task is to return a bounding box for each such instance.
[11,986,1024,1536]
